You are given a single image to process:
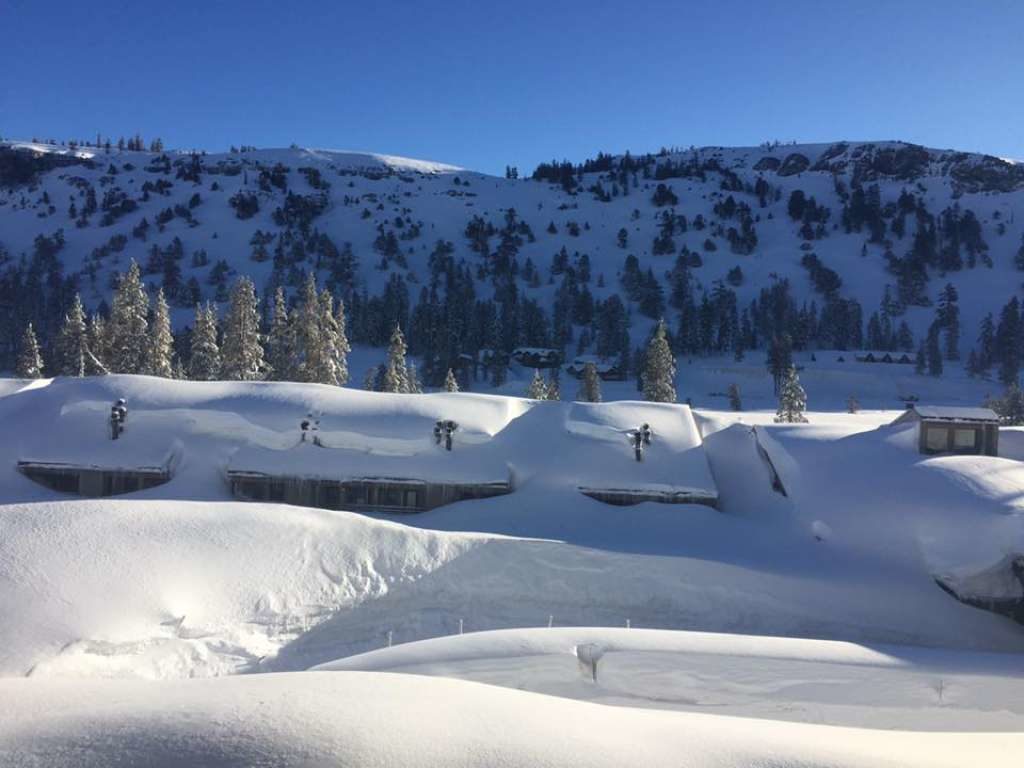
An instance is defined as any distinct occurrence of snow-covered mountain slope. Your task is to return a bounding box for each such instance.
[1,376,1022,683]
[2,138,1022,365]
[4,671,1020,768]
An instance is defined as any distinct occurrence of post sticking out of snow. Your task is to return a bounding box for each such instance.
[387,630,393,648]
[109,399,127,440]
[547,615,553,628]
[626,618,631,629]
[458,618,464,635]
[626,424,652,461]
[435,419,458,451]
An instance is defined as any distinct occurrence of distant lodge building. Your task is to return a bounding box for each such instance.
[566,356,627,381]
[853,350,914,365]
[510,347,561,369]
[226,443,513,513]
[893,406,1000,456]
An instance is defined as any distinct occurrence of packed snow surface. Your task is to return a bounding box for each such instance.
[1,374,1023,763]
[3,672,1020,768]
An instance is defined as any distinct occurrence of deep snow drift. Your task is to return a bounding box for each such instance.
[1,373,1023,764]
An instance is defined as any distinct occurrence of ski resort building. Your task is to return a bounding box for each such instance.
[225,442,513,513]
[17,442,179,496]
[893,405,1000,456]
[567,402,719,509]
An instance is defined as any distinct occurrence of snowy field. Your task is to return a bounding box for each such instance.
[0,366,1022,764]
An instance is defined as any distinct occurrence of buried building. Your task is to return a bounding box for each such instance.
[17,442,180,496]
[565,402,719,509]
[226,442,513,513]
[892,405,1000,457]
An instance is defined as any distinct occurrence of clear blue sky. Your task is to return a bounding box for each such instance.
[2,0,1022,174]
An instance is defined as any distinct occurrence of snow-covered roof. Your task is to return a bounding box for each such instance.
[561,402,717,500]
[909,406,999,423]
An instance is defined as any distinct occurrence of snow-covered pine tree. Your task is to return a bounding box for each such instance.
[57,293,89,377]
[266,286,293,381]
[527,369,548,399]
[189,303,221,381]
[443,367,459,392]
[313,288,344,385]
[577,361,602,402]
[989,383,1024,426]
[642,319,677,403]
[87,314,109,374]
[16,323,44,378]
[146,288,174,378]
[546,370,561,400]
[108,260,149,374]
[382,324,411,393]
[407,361,423,393]
[221,277,266,381]
[334,298,351,386]
[292,273,323,383]
[774,365,808,423]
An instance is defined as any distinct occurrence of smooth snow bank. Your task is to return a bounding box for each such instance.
[316,627,1024,731]
[0,672,1019,768]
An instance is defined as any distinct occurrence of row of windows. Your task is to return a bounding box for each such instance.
[924,426,981,453]
[235,479,424,510]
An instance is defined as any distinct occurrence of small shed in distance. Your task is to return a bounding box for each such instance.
[892,405,1000,456]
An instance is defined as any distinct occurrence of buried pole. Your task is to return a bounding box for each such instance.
[387,630,393,648]
[458,618,464,635]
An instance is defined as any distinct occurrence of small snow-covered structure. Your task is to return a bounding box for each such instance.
[892,405,1000,456]
[854,350,913,365]
[226,442,512,513]
[510,347,561,369]
[17,440,179,496]
[566,355,627,381]
[569,402,718,508]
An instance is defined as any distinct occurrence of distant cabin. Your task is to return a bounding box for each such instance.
[854,350,914,365]
[566,356,627,381]
[892,406,1000,456]
[511,347,561,369]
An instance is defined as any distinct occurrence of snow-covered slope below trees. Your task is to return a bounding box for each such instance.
[2,138,1023,387]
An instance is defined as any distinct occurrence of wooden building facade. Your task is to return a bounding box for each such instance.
[226,471,512,513]
[17,460,173,496]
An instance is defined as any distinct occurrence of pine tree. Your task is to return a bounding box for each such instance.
[926,324,943,377]
[728,383,742,411]
[146,289,174,378]
[382,324,411,393]
[189,303,221,380]
[290,274,321,385]
[87,314,110,374]
[989,383,1024,426]
[57,294,89,377]
[577,361,602,402]
[221,277,265,381]
[914,341,926,375]
[774,366,808,423]
[16,323,44,378]
[407,361,423,393]
[527,369,548,399]
[546,370,561,400]
[444,367,459,392]
[266,287,293,381]
[334,299,351,386]
[108,260,149,373]
[642,319,677,403]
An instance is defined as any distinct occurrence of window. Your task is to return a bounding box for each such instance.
[403,489,420,508]
[953,428,978,451]
[925,426,949,452]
